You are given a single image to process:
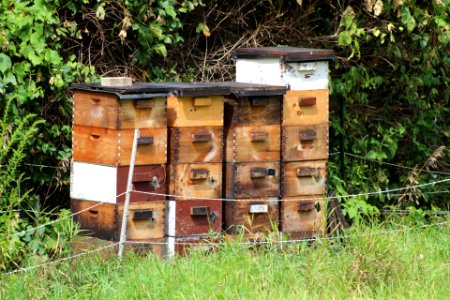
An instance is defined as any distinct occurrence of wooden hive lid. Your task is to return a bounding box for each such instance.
[210,82,286,97]
[232,47,336,62]
[71,82,286,99]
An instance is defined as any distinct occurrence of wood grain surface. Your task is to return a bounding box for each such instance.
[282,123,328,162]
[225,125,280,162]
[169,127,223,163]
[224,198,279,234]
[168,163,222,199]
[282,89,329,126]
[280,195,326,238]
[282,160,327,196]
[167,95,224,127]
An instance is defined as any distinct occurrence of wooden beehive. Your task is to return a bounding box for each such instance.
[224,162,281,199]
[164,83,228,240]
[72,126,167,166]
[280,195,326,238]
[233,47,335,238]
[169,127,223,163]
[233,47,334,90]
[71,162,166,203]
[224,198,279,235]
[168,162,223,200]
[166,200,222,237]
[71,82,171,243]
[219,83,286,236]
[71,200,165,241]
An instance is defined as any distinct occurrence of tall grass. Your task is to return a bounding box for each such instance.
[1,218,449,299]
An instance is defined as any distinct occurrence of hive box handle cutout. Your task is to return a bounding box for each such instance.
[132,210,154,221]
[251,131,268,142]
[296,167,319,177]
[190,206,210,216]
[132,173,154,182]
[298,97,316,106]
[298,202,315,211]
[251,168,276,178]
[137,136,154,145]
[299,130,316,141]
[191,169,209,180]
[192,132,212,142]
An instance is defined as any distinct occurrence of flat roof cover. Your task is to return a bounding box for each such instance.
[71,82,286,98]
[233,47,335,62]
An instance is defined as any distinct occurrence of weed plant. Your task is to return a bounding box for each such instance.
[1,216,448,299]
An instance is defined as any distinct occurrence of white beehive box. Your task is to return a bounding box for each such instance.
[233,47,334,91]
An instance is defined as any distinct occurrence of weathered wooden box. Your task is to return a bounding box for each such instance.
[70,162,166,203]
[225,162,280,199]
[225,125,280,162]
[73,90,167,129]
[224,95,281,126]
[282,160,327,196]
[280,195,326,238]
[233,47,334,91]
[72,126,167,166]
[282,123,328,162]
[166,200,222,237]
[167,95,224,128]
[224,198,279,234]
[169,127,223,163]
[168,163,222,199]
[71,200,165,240]
[282,89,329,126]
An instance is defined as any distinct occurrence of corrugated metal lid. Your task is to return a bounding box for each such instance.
[71,82,286,98]
[233,47,335,62]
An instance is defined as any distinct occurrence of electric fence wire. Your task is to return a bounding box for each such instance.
[3,242,120,276]
[3,220,449,277]
[3,178,449,237]
[130,177,450,202]
[9,191,128,237]
[341,152,450,175]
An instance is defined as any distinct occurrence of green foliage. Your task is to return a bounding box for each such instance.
[0,97,79,272]
[1,220,448,298]
[328,0,450,217]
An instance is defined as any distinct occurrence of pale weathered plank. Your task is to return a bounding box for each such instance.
[225,125,280,162]
[280,195,326,238]
[282,89,329,126]
[167,95,224,127]
[282,160,327,196]
[117,202,165,240]
[168,163,222,199]
[282,123,328,162]
[224,198,279,234]
[169,127,223,163]
[224,161,280,199]
[73,125,167,166]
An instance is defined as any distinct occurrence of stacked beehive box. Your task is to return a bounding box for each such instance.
[233,47,335,238]
[164,83,230,254]
[222,83,286,236]
[70,83,169,251]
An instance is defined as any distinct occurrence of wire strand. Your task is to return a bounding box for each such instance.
[343,152,450,175]
[130,178,450,202]
[4,242,119,276]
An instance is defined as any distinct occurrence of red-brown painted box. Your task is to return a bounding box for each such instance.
[117,165,167,203]
[174,200,222,237]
